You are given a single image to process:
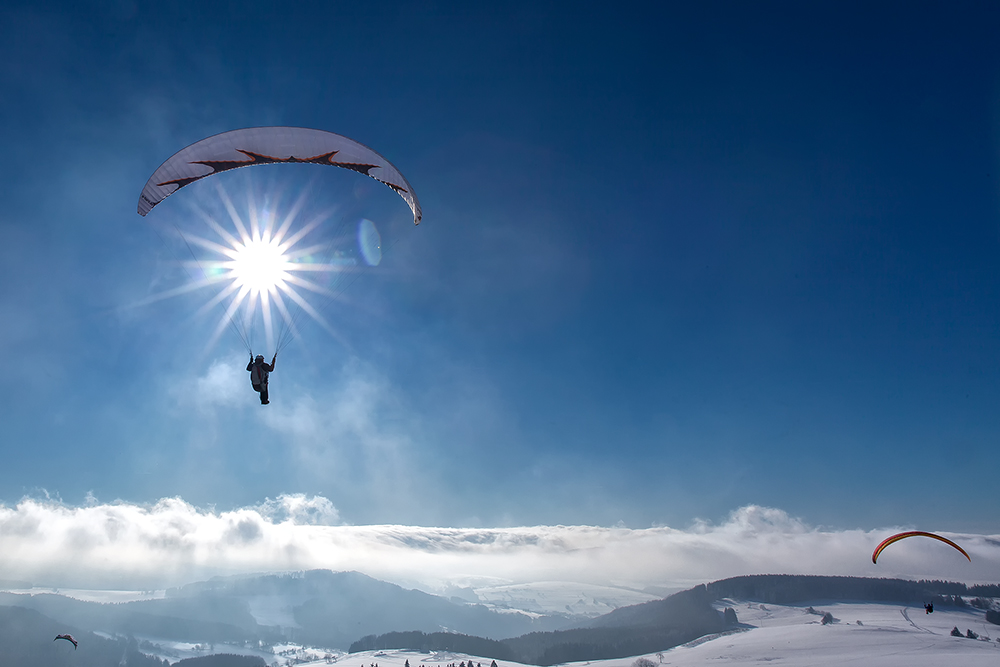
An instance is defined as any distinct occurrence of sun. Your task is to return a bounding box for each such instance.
[141,182,369,357]
[227,236,292,294]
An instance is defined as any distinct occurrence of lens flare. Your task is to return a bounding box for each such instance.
[358,218,382,267]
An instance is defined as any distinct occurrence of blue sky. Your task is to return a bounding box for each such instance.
[1,0,999,568]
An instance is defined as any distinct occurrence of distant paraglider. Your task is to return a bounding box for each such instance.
[871,531,970,564]
[54,634,77,649]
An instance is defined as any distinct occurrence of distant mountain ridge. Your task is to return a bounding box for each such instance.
[0,570,575,650]
[172,570,575,644]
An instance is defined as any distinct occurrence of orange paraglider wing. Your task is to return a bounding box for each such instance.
[872,531,970,564]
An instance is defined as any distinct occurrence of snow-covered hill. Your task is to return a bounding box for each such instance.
[683,599,1000,665]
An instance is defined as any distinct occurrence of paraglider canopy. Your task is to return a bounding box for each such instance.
[871,531,970,564]
[137,126,421,224]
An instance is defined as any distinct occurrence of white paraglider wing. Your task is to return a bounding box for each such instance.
[137,127,421,224]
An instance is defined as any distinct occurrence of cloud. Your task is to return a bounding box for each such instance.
[122,342,470,531]
[0,497,997,593]
[175,355,417,475]
[255,494,340,526]
[176,357,246,411]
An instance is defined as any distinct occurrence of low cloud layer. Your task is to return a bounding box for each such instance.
[1,495,997,591]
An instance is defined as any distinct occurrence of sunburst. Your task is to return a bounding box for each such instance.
[142,180,365,357]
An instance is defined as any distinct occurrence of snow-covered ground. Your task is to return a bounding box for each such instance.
[678,599,1000,665]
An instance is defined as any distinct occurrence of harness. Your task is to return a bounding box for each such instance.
[250,361,269,387]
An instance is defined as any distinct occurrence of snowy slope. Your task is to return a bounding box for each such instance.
[673,599,1000,666]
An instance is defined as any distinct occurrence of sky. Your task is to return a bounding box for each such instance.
[1,1,1000,590]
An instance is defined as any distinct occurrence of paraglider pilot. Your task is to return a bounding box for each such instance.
[247,353,276,404]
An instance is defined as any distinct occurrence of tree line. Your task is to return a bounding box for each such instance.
[705,575,1000,606]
